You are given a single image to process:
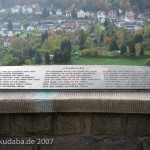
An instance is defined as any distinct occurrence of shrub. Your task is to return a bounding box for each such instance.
[145,58,150,66]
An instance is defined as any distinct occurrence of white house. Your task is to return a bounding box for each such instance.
[66,9,72,17]
[35,10,42,15]
[80,26,86,31]
[27,26,35,31]
[7,31,13,37]
[125,10,135,22]
[85,11,94,18]
[49,10,53,15]
[22,5,33,14]
[3,38,11,47]
[108,10,117,22]
[97,11,106,23]
[0,9,6,13]
[77,10,85,19]
[11,7,20,14]
[56,9,62,16]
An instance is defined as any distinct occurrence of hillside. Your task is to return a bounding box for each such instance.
[0,0,149,12]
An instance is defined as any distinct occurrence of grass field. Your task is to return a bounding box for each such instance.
[70,57,148,66]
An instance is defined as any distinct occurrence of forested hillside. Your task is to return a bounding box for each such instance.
[0,0,149,12]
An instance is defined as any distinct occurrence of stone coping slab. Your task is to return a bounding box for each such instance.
[0,90,149,113]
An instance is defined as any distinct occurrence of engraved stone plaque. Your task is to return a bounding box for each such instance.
[0,65,149,89]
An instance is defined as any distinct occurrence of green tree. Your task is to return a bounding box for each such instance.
[84,36,94,49]
[99,33,104,43]
[109,38,119,51]
[71,7,77,18]
[29,47,35,58]
[120,44,127,55]
[42,7,49,19]
[9,49,25,65]
[34,51,42,64]
[45,52,50,64]
[134,34,143,43]
[129,41,135,56]
[79,30,86,50]
[2,55,19,66]
[7,20,13,31]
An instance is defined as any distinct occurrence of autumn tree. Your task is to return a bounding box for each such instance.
[144,23,150,37]
[10,38,26,51]
[103,36,110,45]
[135,43,144,56]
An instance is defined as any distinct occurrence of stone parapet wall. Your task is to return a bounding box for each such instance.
[0,113,150,150]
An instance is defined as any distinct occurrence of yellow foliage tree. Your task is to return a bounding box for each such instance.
[135,43,142,56]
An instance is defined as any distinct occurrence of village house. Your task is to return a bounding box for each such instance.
[22,5,33,14]
[0,9,7,14]
[35,9,42,15]
[97,11,107,23]
[11,6,20,14]
[138,13,148,21]
[49,9,53,15]
[32,3,40,10]
[108,10,117,22]
[65,9,72,17]
[85,11,94,19]
[0,31,6,37]
[13,25,23,31]
[125,10,135,22]
[7,31,13,37]
[56,9,62,16]
[77,10,86,19]
[62,21,77,32]
[27,26,35,31]
[80,26,86,31]
[3,38,12,48]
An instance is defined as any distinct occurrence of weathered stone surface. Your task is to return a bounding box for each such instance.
[14,114,52,134]
[0,114,10,134]
[126,115,150,137]
[92,138,140,150]
[39,136,93,150]
[55,114,83,134]
[92,114,125,136]
[143,139,150,150]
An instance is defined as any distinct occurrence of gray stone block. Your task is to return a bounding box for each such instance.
[143,139,150,150]
[126,115,150,137]
[0,114,10,134]
[92,114,125,136]
[14,114,52,134]
[56,114,84,134]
